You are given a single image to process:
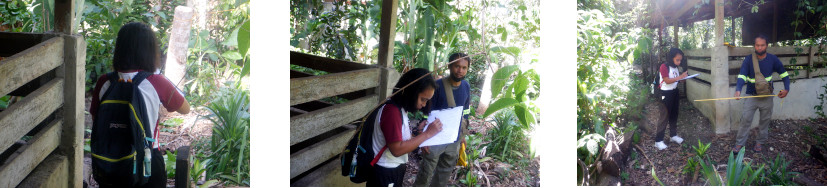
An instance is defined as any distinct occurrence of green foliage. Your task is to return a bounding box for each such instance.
[760,153,799,185]
[204,88,250,186]
[699,147,766,186]
[485,109,529,162]
[459,133,487,187]
[815,84,827,119]
[165,150,177,179]
[81,0,184,92]
[185,0,250,106]
[483,66,539,129]
[682,157,698,175]
[692,139,711,157]
[0,95,10,109]
[290,0,366,61]
[651,168,665,186]
[162,118,185,127]
[698,155,722,186]
[725,147,765,186]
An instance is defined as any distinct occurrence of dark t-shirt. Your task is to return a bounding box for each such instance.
[431,78,471,139]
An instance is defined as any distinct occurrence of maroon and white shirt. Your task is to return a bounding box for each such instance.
[371,103,411,168]
[659,63,680,91]
[90,70,186,149]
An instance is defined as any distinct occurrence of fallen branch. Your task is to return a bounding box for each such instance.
[633,144,659,185]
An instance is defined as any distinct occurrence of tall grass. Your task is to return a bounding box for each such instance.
[486,108,530,163]
[205,88,250,186]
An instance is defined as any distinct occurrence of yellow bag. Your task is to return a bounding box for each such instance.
[457,142,468,167]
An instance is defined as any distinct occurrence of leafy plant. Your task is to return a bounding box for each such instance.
[485,109,529,162]
[164,150,177,179]
[693,139,711,157]
[483,65,539,129]
[726,147,765,186]
[204,88,250,186]
[682,157,698,175]
[698,156,722,186]
[162,117,185,127]
[761,153,799,185]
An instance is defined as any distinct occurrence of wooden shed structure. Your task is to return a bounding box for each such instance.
[290,0,402,186]
[0,1,85,187]
[648,0,827,133]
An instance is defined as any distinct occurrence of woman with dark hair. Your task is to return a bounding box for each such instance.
[369,68,443,187]
[655,47,688,150]
[90,22,191,188]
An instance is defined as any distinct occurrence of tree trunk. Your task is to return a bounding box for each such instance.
[165,6,194,89]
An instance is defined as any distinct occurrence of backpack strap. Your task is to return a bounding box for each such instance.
[370,146,387,166]
[442,78,457,108]
[131,71,152,85]
[369,100,406,167]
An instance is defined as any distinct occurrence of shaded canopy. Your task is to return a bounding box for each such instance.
[647,0,821,45]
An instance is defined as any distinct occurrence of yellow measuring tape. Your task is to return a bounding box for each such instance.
[693,94,786,109]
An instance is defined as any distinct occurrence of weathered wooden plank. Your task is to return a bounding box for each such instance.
[290,95,377,145]
[17,153,68,188]
[809,67,827,78]
[290,126,356,179]
[684,49,710,58]
[0,37,64,97]
[777,57,810,66]
[290,51,374,73]
[0,119,62,188]
[688,59,711,70]
[0,79,63,153]
[687,69,711,83]
[290,68,380,106]
[58,34,86,188]
[291,155,365,186]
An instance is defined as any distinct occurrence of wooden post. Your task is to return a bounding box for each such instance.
[175,146,190,188]
[55,34,85,188]
[673,25,679,47]
[165,6,194,88]
[711,0,731,134]
[376,0,399,100]
[54,0,75,34]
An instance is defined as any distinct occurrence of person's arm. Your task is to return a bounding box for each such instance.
[149,75,191,114]
[177,100,191,114]
[776,58,791,98]
[386,119,443,157]
[735,58,750,99]
[660,64,687,84]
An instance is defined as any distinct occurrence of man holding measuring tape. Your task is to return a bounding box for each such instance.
[732,34,791,153]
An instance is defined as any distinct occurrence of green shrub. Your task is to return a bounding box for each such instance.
[486,108,529,162]
[761,153,799,185]
[205,88,250,186]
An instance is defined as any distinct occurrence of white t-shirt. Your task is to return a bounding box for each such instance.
[659,64,680,91]
[371,104,411,168]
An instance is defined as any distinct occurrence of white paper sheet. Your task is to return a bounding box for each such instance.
[421,106,463,146]
[678,73,700,81]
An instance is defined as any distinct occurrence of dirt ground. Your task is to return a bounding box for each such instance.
[82,96,215,188]
[400,115,541,187]
[623,99,827,186]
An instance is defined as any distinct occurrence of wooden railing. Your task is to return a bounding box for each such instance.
[685,46,827,85]
[0,32,85,187]
[289,51,387,185]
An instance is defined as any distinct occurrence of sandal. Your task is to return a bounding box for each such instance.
[732,145,743,153]
[754,144,763,152]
